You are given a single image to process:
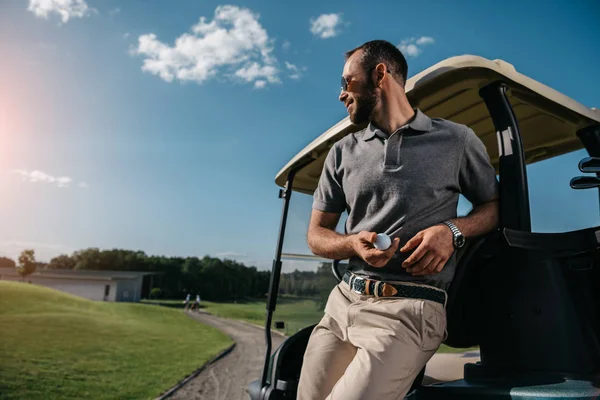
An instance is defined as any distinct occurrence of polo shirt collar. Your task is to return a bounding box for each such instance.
[364,109,432,141]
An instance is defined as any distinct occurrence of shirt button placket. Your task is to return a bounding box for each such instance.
[384,132,403,170]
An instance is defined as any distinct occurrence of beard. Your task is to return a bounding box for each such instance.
[349,84,378,125]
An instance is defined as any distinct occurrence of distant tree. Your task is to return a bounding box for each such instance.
[12,245,272,301]
[0,256,16,268]
[72,248,102,270]
[315,262,339,311]
[150,288,163,299]
[35,262,48,270]
[48,254,76,269]
[17,249,37,281]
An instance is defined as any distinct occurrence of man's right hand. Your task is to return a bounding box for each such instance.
[352,231,400,268]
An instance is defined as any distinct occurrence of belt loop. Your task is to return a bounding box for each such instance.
[374,281,381,298]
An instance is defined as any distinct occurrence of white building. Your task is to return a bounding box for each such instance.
[0,267,155,302]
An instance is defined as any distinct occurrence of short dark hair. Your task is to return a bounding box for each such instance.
[345,40,408,86]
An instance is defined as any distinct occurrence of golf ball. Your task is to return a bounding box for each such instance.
[373,233,392,250]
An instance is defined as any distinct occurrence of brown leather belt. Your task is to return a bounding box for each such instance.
[342,271,446,306]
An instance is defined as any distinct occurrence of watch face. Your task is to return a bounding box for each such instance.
[456,235,466,248]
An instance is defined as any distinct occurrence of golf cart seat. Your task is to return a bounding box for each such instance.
[443,230,502,348]
[441,222,600,373]
[472,225,600,375]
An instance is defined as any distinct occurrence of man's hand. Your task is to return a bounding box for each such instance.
[400,225,454,276]
[352,231,400,268]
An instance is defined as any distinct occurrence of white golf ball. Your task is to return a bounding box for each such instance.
[373,233,392,250]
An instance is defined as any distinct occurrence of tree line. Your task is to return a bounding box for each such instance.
[0,249,341,307]
[0,251,37,279]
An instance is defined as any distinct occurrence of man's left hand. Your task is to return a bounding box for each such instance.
[400,224,455,276]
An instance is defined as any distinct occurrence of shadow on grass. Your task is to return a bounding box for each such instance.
[142,300,186,309]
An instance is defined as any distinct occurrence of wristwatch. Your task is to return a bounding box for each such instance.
[442,220,465,249]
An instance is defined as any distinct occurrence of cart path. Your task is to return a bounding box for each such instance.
[169,310,285,400]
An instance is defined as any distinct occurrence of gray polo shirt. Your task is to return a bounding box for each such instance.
[312,109,499,291]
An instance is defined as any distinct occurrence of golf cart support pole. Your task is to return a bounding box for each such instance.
[261,159,312,388]
[479,82,532,231]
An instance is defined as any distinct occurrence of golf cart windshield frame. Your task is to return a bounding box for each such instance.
[261,158,313,387]
[479,83,531,231]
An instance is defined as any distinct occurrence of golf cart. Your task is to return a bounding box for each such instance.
[247,55,600,399]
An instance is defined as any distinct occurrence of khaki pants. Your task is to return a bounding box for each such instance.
[297,281,447,400]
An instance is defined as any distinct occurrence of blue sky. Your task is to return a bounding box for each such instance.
[0,0,599,270]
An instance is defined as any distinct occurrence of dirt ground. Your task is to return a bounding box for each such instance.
[169,310,479,399]
[169,310,285,400]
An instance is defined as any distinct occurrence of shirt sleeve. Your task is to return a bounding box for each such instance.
[312,145,346,213]
[458,127,500,206]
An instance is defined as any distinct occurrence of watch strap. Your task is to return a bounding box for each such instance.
[442,220,463,247]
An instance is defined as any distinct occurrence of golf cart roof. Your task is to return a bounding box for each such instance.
[276,55,600,194]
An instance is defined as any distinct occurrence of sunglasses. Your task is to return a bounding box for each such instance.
[341,73,366,92]
[341,68,378,92]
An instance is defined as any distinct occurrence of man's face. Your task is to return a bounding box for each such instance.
[339,52,378,125]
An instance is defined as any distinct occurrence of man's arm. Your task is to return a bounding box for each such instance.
[451,197,499,238]
[307,209,400,267]
[400,198,499,275]
[307,209,355,260]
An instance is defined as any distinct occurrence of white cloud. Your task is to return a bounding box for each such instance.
[282,40,291,50]
[310,13,343,39]
[109,7,120,16]
[78,182,89,188]
[285,61,305,80]
[416,36,434,45]
[235,62,279,84]
[285,61,298,72]
[254,80,267,89]
[401,43,421,57]
[12,169,87,189]
[132,5,280,88]
[398,36,435,58]
[27,0,94,24]
[122,32,130,39]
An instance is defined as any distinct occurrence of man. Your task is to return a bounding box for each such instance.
[183,293,191,310]
[297,40,499,400]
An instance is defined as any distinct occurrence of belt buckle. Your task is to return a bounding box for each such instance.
[351,275,366,294]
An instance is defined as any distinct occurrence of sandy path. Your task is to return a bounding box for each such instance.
[169,311,285,400]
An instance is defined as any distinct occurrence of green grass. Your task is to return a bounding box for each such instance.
[144,297,321,336]
[437,343,478,354]
[204,297,322,336]
[0,282,233,400]
[146,297,478,353]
